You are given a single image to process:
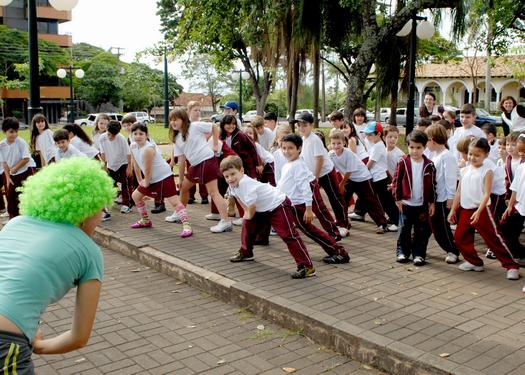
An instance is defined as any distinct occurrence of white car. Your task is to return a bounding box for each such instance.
[294,109,321,121]
[242,110,258,123]
[74,113,123,126]
[126,111,155,124]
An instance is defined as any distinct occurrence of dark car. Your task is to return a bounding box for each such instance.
[453,108,500,127]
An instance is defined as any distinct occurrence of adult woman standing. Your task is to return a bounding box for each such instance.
[499,96,517,136]
[419,92,444,119]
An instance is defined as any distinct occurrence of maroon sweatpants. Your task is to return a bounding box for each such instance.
[240,198,313,268]
[498,209,525,259]
[343,179,387,227]
[318,168,349,229]
[310,180,339,239]
[290,203,348,257]
[108,164,136,207]
[5,169,32,218]
[454,207,518,270]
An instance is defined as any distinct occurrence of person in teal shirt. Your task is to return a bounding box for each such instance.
[0,157,115,374]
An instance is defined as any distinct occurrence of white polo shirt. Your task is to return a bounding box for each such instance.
[387,147,405,177]
[278,159,314,206]
[35,129,57,163]
[328,148,371,182]
[173,121,214,166]
[301,133,333,178]
[0,137,31,176]
[55,144,85,161]
[70,136,99,159]
[228,175,285,212]
[258,127,274,151]
[368,141,388,182]
[99,133,130,171]
[272,148,287,183]
[429,149,457,203]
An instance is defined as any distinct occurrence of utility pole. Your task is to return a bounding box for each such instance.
[110,47,125,59]
[163,47,169,129]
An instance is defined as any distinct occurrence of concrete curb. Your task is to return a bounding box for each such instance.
[95,228,484,375]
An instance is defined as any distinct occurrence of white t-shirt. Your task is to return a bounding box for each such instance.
[329,148,371,182]
[354,123,370,150]
[35,129,57,163]
[173,121,214,166]
[488,139,499,164]
[131,141,172,184]
[511,106,525,132]
[278,159,314,206]
[510,163,525,215]
[301,133,333,178]
[511,159,520,177]
[0,137,31,176]
[228,175,285,212]
[258,128,274,151]
[484,158,506,196]
[451,126,486,159]
[70,136,99,159]
[460,162,492,209]
[429,149,457,203]
[99,133,130,171]
[92,132,104,151]
[387,147,405,177]
[272,148,287,183]
[354,139,369,161]
[255,143,274,165]
[55,144,85,161]
[402,159,424,206]
[368,141,388,182]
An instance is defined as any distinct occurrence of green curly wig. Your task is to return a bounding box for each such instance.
[18,157,117,226]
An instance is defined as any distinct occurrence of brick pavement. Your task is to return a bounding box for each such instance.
[96,201,525,375]
[34,248,382,375]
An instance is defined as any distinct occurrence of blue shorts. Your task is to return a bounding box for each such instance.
[0,331,34,375]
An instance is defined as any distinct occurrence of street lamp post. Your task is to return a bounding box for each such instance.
[57,66,84,123]
[0,0,79,122]
[231,70,250,122]
[396,12,435,135]
[163,47,169,129]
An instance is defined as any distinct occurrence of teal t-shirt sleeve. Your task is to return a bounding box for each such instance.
[79,245,104,284]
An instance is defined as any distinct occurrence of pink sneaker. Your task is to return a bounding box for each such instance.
[131,219,152,229]
[180,223,193,238]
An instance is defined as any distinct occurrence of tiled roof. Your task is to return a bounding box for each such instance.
[174,92,214,107]
[416,55,525,79]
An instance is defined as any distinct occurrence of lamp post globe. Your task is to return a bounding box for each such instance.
[416,21,435,40]
[74,69,85,79]
[396,21,412,37]
[0,0,13,6]
[241,71,250,80]
[57,68,67,79]
[49,0,79,11]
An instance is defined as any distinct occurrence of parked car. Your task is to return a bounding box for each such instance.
[450,107,500,127]
[242,110,258,123]
[337,108,374,120]
[126,111,155,124]
[210,113,223,123]
[74,113,123,126]
[384,108,420,126]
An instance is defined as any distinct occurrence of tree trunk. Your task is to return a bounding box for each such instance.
[312,47,320,127]
[345,39,377,113]
[287,55,300,132]
[389,80,399,126]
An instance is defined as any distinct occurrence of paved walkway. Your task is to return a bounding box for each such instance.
[34,248,382,375]
[97,201,525,375]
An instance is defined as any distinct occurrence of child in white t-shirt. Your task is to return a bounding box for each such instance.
[92,113,109,151]
[482,123,499,163]
[384,125,404,177]
[53,129,85,161]
[29,114,56,167]
[450,104,486,160]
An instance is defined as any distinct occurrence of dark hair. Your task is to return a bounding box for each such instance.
[384,125,399,137]
[63,123,92,145]
[263,112,277,122]
[352,108,367,123]
[343,122,360,145]
[168,109,190,142]
[2,117,20,132]
[499,96,517,113]
[107,120,122,135]
[122,114,137,125]
[481,123,497,137]
[437,119,452,130]
[425,124,448,145]
[219,114,239,139]
[429,115,441,122]
[53,129,70,142]
[281,133,303,149]
[460,103,476,115]
[469,137,490,154]
[314,130,327,150]
[406,130,428,147]
[424,92,436,101]
[417,118,432,128]
[330,111,344,122]
[30,114,50,152]
[131,122,149,135]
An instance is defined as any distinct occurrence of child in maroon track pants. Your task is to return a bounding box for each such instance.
[220,155,316,279]
[448,138,520,280]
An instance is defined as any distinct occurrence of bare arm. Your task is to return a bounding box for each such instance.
[33,280,101,354]
[314,156,323,179]
[9,157,30,174]
[448,181,462,224]
[141,148,155,187]
[470,170,493,224]
[178,155,186,187]
[243,203,257,220]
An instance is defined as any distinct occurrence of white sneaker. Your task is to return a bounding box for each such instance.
[445,253,458,264]
[413,256,425,266]
[210,219,233,233]
[507,269,520,280]
[349,213,365,221]
[120,205,132,214]
[270,228,278,236]
[450,224,457,230]
[386,224,398,232]
[165,212,182,223]
[232,218,243,226]
[458,261,484,272]
[376,226,385,234]
[205,213,221,221]
[338,227,349,237]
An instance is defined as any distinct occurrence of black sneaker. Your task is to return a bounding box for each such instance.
[486,249,496,259]
[151,203,166,214]
[254,239,269,246]
[291,265,316,279]
[188,197,196,204]
[322,254,350,264]
[201,197,209,204]
[230,251,255,262]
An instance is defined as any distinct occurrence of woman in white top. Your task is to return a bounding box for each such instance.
[30,114,57,167]
[499,96,515,136]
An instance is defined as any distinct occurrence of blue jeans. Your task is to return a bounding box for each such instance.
[396,204,431,259]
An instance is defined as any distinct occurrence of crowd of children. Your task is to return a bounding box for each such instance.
[1,99,524,286]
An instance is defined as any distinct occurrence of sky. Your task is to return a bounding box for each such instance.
[59,0,191,88]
